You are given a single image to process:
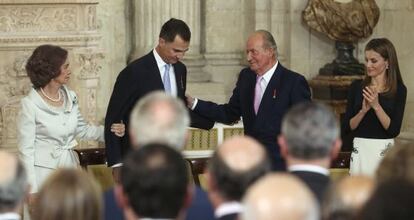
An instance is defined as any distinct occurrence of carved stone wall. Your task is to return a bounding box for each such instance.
[0,0,103,152]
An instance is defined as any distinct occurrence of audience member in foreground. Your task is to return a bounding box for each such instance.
[279,101,341,202]
[322,175,375,220]
[33,168,102,220]
[376,142,414,184]
[0,151,29,220]
[357,179,414,220]
[115,144,191,220]
[241,173,319,220]
[104,91,215,220]
[206,136,271,220]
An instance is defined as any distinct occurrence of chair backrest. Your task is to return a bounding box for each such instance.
[74,148,107,169]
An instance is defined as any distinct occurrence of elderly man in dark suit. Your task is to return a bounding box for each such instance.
[188,30,311,170]
[278,102,342,202]
[104,18,214,179]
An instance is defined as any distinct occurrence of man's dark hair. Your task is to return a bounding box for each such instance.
[159,18,191,42]
[357,179,414,220]
[208,150,271,201]
[120,143,188,218]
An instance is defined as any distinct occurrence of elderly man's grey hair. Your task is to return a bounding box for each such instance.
[129,91,190,150]
[0,152,28,213]
[255,30,278,58]
[281,102,339,159]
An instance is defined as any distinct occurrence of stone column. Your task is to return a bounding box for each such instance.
[0,0,103,151]
[131,0,208,81]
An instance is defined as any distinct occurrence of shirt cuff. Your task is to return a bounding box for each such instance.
[111,163,123,168]
[191,98,198,110]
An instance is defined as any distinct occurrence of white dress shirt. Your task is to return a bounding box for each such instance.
[288,164,330,176]
[191,61,279,109]
[153,49,178,96]
[215,201,243,219]
[0,212,20,220]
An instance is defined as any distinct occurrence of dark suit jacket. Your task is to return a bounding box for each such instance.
[194,63,311,170]
[103,186,215,220]
[104,51,214,166]
[291,170,331,203]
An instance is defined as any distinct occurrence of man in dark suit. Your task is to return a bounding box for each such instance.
[206,136,271,220]
[187,30,311,170]
[278,102,342,202]
[104,18,214,178]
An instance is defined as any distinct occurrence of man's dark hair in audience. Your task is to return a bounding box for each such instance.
[357,178,414,220]
[119,143,190,219]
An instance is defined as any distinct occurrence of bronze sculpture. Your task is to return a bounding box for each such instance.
[303,0,380,75]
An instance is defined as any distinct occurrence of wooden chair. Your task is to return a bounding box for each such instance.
[185,158,209,186]
[331,151,351,169]
[74,147,107,169]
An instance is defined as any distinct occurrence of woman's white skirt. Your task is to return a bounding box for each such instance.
[349,137,394,177]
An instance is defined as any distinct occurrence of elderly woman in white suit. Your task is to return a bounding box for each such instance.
[18,45,124,204]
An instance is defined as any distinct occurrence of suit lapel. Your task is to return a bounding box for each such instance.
[173,63,185,98]
[146,52,165,90]
[245,71,257,119]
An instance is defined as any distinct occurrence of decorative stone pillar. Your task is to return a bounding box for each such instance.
[0,0,103,151]
[131,0,209,82]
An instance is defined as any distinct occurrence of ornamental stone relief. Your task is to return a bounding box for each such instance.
[77,51,104,79]
[0,6,78,32]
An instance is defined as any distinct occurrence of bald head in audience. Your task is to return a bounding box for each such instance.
[0,151,28,216]
[129,91,190,150]
[322,176,375,220]
[242,173,319,220]
[206,136,271,219]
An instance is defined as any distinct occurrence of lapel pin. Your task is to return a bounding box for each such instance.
[273,89,277,99]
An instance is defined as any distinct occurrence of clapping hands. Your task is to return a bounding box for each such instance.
[362,86,380,111]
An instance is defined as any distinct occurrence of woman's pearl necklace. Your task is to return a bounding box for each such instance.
[40,87,61,102]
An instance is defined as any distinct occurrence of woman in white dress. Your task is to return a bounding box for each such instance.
[17,45,124,203]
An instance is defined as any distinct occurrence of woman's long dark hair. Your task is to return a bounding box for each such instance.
[362,38,404,97]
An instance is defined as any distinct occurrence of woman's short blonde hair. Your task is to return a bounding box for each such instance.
[33,168,102,220]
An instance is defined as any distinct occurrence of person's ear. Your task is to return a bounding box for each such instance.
[114,184,128,209]
[184,130,190,148]
[330,138,342,160]
[278,135,288,159]
[205,169,216,192]
[183,185,195,209]
[159,37,166,47]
